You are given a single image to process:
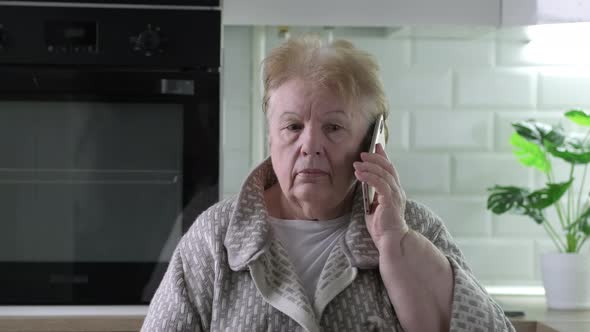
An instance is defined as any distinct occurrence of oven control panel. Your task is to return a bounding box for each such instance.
[45,20,99,54]
[0,5,220,68]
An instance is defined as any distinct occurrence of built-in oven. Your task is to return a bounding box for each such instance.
[0,1,220,304]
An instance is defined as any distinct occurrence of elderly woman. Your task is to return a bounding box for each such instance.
[141,36,514,332]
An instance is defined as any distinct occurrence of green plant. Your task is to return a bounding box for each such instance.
[487,110,590,253]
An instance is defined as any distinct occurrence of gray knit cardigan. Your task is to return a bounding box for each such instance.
[141,158,515,332]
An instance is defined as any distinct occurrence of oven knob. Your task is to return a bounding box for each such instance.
[130,24,164,56]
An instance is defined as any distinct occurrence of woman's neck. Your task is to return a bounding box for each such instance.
[264,183,353,221]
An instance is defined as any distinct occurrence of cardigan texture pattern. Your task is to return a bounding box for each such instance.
[142,158,515,332]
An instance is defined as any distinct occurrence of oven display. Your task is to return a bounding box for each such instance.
[45,21,98,53]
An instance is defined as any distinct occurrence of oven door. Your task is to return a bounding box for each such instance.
[0,67,219,304]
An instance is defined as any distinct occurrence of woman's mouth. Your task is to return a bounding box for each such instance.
[297,168,329,178]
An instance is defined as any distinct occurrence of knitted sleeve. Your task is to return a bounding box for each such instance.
[406,200,516,332]
[141,199,234,332]
[140,245,203,332]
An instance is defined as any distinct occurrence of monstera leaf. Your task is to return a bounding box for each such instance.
[527,180,573,209]
[565,109,590,127]
[572,205,590,236]
[510,133,551,173]
[487,185,529,214]
[487,186,543,224]
[487,181,572,224]
[545,135,590,164]
[512,120,565,146]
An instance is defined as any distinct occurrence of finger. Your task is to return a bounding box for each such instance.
[354,170,395,205]
[389,160,402,188]
[362,145,403,188]
[360,151,393,174]
[353,161,396,190]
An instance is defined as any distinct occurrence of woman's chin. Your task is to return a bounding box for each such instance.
[292,185,331,203]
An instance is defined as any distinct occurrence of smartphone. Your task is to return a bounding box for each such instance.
[362,114,386,214]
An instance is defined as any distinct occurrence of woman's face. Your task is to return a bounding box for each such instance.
[267,78,369,218]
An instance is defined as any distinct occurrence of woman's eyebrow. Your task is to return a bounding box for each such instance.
[322,110,350,120]
[279,111,301,120]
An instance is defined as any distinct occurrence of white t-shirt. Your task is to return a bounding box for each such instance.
[268,214,350,302]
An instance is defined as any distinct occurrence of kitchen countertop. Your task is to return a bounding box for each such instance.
[1,297,590,332]
[0,306,147,332]
[496,295,590,332]
[0,306,148,316]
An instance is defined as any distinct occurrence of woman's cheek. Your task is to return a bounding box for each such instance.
[278,131,297,144]
[327,132,347,144]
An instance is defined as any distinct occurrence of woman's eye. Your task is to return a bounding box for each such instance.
[286,124,303,131]
[325,124,342,132]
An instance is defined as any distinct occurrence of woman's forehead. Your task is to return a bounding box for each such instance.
[269,79,350,115]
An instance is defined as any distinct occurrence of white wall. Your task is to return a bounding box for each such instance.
[221,27,254,196]
[221,25,590,288]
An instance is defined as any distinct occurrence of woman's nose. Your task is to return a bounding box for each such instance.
[302,150,321,156]
[300,127,322,156]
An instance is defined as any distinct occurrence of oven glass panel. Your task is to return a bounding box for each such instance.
[0,101,183,263]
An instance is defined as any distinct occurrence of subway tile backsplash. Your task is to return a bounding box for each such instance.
[221,26,590,287]
[456,68,537,109]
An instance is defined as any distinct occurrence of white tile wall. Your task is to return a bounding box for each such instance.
[412,195,492,237]
[391,153,451,194]
[413,38,494,67]
[221,26,590,286]
[222,150,251,194]
[334,28,411,71]
[456,239,536,282]
[412,111,493,150]
[386,110,410,150]
[455,69,536,109]
[539,69,590,108]
[497,41,533,67]
[498,39,590,67]
[385,68,452,108]
[492,213,549,238]
[452,154,532,194]
[221,26,254,197]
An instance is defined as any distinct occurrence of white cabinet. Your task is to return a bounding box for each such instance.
[222,0,500,27]
[223,0,590,27]
[503,0,590,26]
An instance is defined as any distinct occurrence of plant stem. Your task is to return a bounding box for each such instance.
[555,198,568,230]
[576,164,588,217]
[543,217,567,252]
[577,236,589,252]
[566,232,579,253]
[543,222,565,253]
[581,128,590,146]
[576,128,590,223]
[568,164,575,226]
[547,171,568,229]
[549,179,566,229]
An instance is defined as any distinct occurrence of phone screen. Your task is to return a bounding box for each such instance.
[362,114,386,214]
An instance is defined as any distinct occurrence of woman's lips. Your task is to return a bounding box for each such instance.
[297,168,329,178]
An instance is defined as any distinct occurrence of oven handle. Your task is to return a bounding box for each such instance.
[0,69,216,98]
[160,79,194,96]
